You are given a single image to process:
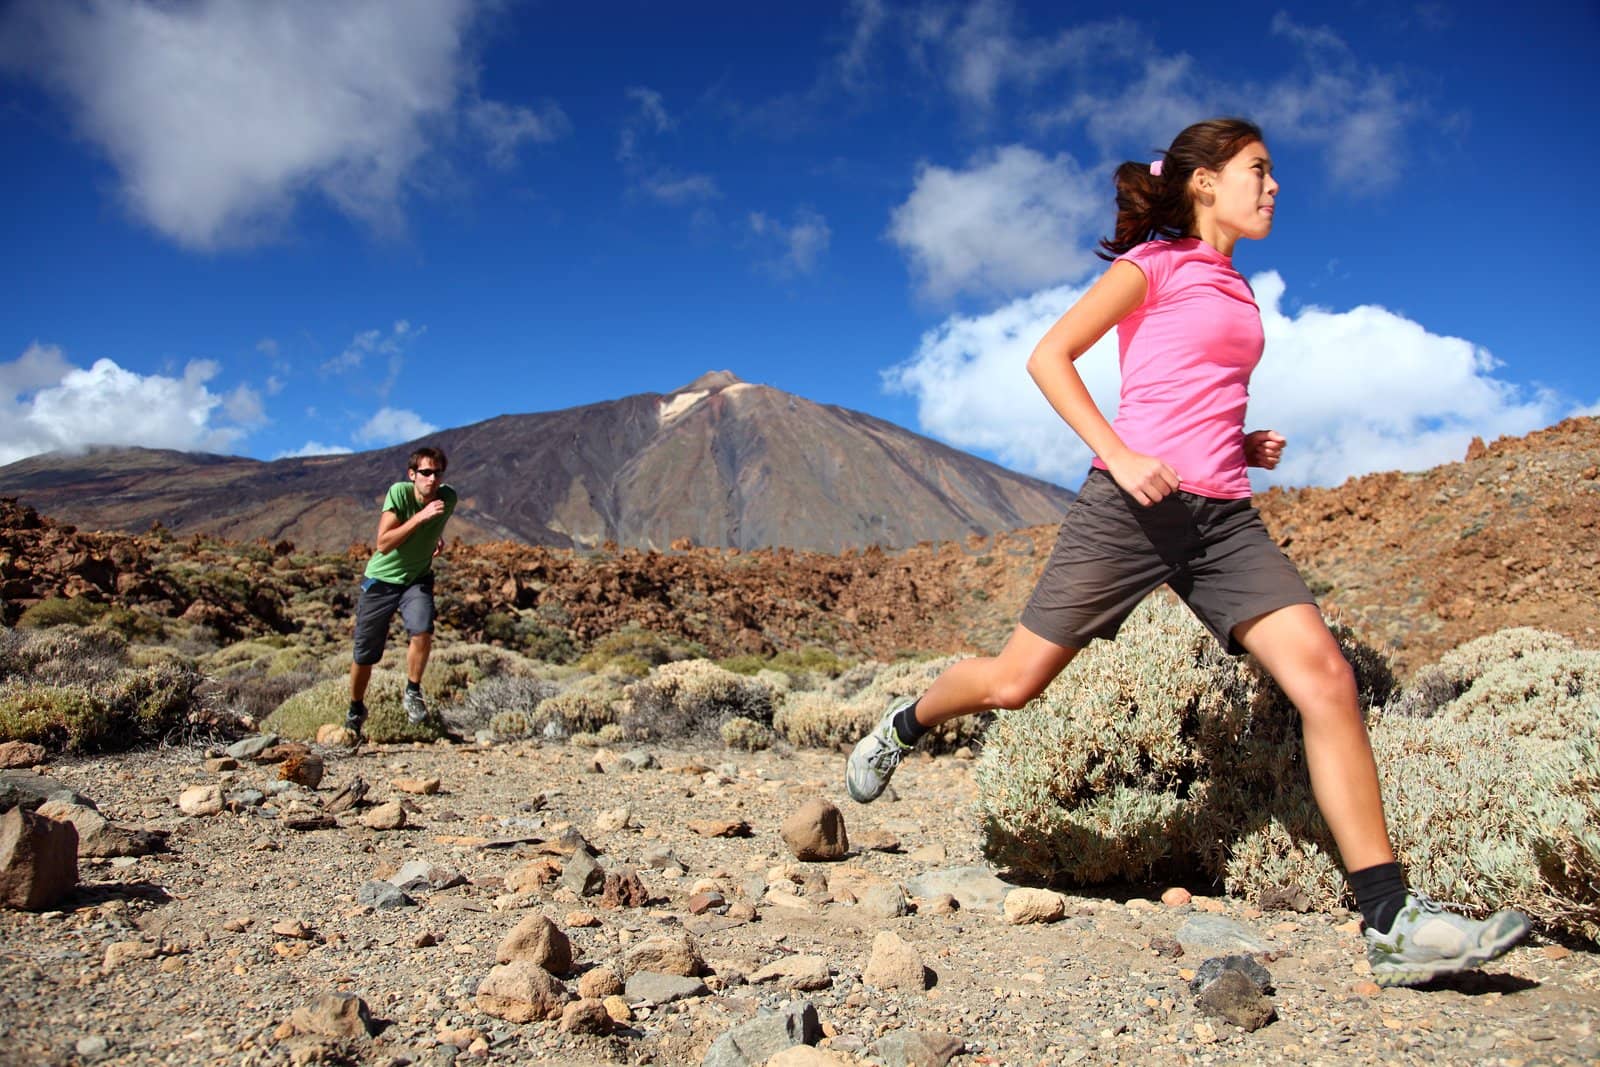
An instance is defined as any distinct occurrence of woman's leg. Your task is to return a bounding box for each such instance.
[846,624,1078,802]
[914,623,1080,725]
[1231,602,1394,872]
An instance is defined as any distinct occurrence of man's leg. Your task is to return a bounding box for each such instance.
[406,631,432,686]
[398,579,437,724]
[348,578,401,741]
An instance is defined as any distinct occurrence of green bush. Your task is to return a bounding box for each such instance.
[455,675,561,734]
[720,716,774,751]
[0,684,112,750]
[775,655,984,755]
[576,627,702,674]
[535,674,624,737]
[619,659,778,740]
[16,597,103,630]
[262,670,445,743]
[974,600,1600,944]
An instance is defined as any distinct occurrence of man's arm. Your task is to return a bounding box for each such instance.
[373,499,447,554]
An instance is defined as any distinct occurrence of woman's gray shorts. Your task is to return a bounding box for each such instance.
[352,573,435,666]
[1020,468,1316,654]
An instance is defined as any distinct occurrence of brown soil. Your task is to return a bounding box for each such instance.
[3,738,1596,1066]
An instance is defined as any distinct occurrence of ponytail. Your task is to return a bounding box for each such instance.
[1097,117,1264,259]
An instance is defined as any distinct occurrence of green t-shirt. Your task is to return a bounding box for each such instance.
[363,482,457,585]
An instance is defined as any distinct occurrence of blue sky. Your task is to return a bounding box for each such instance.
[2,1,1596,492]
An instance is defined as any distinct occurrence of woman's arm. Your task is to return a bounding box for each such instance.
[1026,260,1181,506]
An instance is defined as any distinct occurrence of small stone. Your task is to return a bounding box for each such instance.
[863,931,930,992]
[177,785,223,817]
[202,757,239,773]
[1353,980,1383,996]
[475,961,570,1023]
[392,776,441,795]
[594,805,633,832]
[1149,936,1184,958]
[225,735,278,760]
[272,919,313,940]
[102,940,158,974]
[600,866,650,909]
[578,967,623,999]
[1003,888,1065,924]
[74,1036,109,1059]
[288,993,375,1039]
[624,931,705,978]
[1194,969,1276,1032]
[561,849,605,896]
[1161,886,1192,907]
[496,913,573,974]
[623,971,710,1005]
[688,890,726,915]
[869,1030,964,1067]
[1189,954,1273,995]
[0,807,78,910]
[922,893,959,916]
[357,881,412,910]
[278,752,324,789]
[360,801,406,831]
[601,994,632,1024]
[780,797,849,861]
[323,777,368,814]
[749,955,831,991]
[859,883,908,919]
[560,998,612,1034]
[687,818,751,838]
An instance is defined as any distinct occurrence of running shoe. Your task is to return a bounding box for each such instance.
[846,697,915,803]
[1365,893,1530,987]
[402,687,429,725]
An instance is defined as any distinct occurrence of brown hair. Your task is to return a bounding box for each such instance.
[408,446,447,473]
[1097,117,1265,259]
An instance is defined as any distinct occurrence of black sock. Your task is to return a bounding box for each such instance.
[1348,861,1408,933]
[405,681,421,694]
[348,700,366,719]
[891,700,927,747]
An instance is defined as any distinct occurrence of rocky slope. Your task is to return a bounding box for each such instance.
[0,372,1074,555]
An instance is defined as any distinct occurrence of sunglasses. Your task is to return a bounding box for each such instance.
[413,468,443,477]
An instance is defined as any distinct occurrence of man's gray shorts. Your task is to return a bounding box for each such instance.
[1020,468,1316,655]
[352,573,435,666]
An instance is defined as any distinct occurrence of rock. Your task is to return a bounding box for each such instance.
[748,955,831,991]
[360,801,406,830]
[388,860,465,893]
[701,1001,822,1067]
[1149,936,1184,958]
[870,1030,965,1067]
[277,752,324,789]
[687,818,751,838]
[0,771,92,814]
[391,776,441,795]
[357,881,413,910]
[474,961,569,1023]
[177,785,223,817]
[859,883,908,919]
[272,919,314,940]
[618,749,657,771]
[0,806,78,910]
[224,789,266,813]
[74,1036,109,1060]
[1189,954,1274,995]
[34,800,164,858]
[496,913,573,974]
[602,994,632,1024]
[577,967,623,999]
[780,798,848,861]
[323,777,368,814]
[600,866,649,908]
[226,735,278,761]
[287,993,376,1039]
[623,971,709,1005]
[560,998,612,1034]
[863,931,931,992]
[561,848,605,896]
[1194,969,1276,1031]
[641,845,687,872]
[594,805,633,832]
[767,1049,856,1067]
[688,890,726,915]
[313,724,352,747]
[1176,915,1270,954]
[102,940,158,974]
[203,757,239,773]
[903,867,1009,913]
[505,858,561,893]
[1003,888,1065,925]
[624,931,705,977]
[854,828,901,853]
[1162,886,1193,907]
[1258,884,1313,912]
[921,893,959,916]
[0,741,47,769]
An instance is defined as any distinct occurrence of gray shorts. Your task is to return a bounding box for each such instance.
[1020,468,1316,654]
[352,573,435,666]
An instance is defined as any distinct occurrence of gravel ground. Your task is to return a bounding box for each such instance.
[3,737,1596,1066]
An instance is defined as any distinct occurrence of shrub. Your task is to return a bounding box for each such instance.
[16,597,102,630]
[535,674,624,738]
[619,659,779,740]
[262,671,445,743]
[772,691,864,750]
[1390,628,1576,717]
[0,684,112,750]
[489,709,535,740]
[721,716,774,751]
[576,627,702,674]
[456,675,561,734]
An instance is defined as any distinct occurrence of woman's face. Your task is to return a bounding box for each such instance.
[1204,140,1279,242]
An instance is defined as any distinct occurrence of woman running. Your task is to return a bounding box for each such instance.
[846,117,1529,988]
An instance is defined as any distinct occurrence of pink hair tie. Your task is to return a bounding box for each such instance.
[1149,159,1164,177]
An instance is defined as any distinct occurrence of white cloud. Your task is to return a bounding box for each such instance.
[468,99,570,168]
[275,441,353,459]
[639,171,721,204]
[354,407,439,447]
[886,274,1574,490]
[0,0,558,249]
[749,209,832,274]
[322,321,423,396]
[887,146,1102,299]
[0,344,252,465]
[618,87,719,204]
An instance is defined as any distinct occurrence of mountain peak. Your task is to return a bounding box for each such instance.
[672,370,743,394]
